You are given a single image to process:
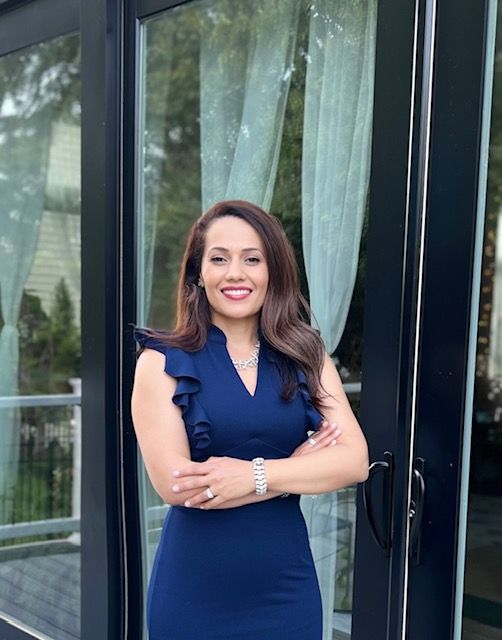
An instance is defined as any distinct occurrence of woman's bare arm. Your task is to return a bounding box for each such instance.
[202,421,342,509]
[171,353,368,508]
[132,348,341,507]
[131,348,201,506]
[263,353,369,494]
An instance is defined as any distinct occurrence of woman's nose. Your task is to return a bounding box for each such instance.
[225,257,244,280]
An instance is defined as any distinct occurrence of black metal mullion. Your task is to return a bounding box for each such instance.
[122,1,144,638]
[80,0,124,638]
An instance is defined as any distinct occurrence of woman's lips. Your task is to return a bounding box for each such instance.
[221,288,252,300]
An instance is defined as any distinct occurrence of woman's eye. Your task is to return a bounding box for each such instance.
[245,256,260,264]
[210,256,226,263]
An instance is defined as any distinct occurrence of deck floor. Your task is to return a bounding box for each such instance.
[0,542,80,640]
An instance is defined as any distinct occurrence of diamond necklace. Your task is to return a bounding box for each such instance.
[230,340,260,371]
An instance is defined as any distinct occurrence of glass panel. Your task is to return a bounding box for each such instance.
[0,34,81,639]
[461,2,502,639]
[137,1,376,638]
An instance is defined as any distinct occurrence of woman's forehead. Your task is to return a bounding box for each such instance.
[204,216,264,251]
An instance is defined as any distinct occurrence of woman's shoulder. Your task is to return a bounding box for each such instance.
[133,326,172,355]
[133,326,202,378]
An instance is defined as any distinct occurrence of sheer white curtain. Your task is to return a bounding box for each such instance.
[302,0,377,353]
[300,1,377,637]
[0,109,52,523]
[200,0,299,210]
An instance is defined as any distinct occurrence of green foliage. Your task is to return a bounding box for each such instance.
[4,449,73,543]
[19,278,80,397]
[49,278,80,388]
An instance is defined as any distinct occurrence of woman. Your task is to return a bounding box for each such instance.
[131,200,368,640]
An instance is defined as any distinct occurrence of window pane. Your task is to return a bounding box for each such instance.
[137,2,376,638]
[0,33,81,640]
[462,2,502,638]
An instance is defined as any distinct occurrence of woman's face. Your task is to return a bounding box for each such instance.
[200,216,269,326]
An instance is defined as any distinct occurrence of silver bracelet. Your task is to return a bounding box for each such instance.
[252,457,267,495]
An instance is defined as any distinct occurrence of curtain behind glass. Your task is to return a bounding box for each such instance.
[0,104,52,524]
[200,0,299,211]
[302,0,377,354]
[300,2,377,637]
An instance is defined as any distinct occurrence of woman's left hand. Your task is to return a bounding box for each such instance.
[171,457,255,509]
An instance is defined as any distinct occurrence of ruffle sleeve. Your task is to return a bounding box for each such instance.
[133,327,169,354]
[295,367,325,432]
[133,328,211,459]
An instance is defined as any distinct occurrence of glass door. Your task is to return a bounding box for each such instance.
[132,1,420,639]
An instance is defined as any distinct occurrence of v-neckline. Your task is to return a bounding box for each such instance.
[208,324,261,398]
[228,350,261,398]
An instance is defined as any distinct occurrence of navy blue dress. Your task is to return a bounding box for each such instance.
[134,325,324,640]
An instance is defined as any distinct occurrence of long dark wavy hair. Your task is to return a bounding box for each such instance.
[140,200,328,409]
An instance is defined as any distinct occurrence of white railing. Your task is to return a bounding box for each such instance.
[0,380,81,545]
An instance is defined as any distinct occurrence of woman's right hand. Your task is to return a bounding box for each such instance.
[291,421,342,457]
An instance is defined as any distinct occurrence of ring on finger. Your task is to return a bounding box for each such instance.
[205,487,215,500]
[308,437,317,446]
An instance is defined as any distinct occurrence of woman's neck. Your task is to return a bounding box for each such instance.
[211,316,259,349]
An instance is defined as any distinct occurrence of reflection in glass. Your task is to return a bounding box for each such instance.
[0,34,81,639]
[138,2,376,637]
[462,3,502,639]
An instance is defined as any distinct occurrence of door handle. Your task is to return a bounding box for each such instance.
[362,451,394,556]
[409,457,425,565]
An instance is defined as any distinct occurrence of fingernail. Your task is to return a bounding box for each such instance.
[330,422,338,428]
[172,485,180,492]
[334,430,342,437]
[184,500,191,507]
[331,439,337,445]
[199,506,205,510]
[173,470,180,477]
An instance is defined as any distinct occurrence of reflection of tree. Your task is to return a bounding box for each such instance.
[19,278,80,396]
[0,33,80,338]
[0,35,80,134]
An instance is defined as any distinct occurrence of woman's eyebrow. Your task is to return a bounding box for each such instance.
[207,246,263,253]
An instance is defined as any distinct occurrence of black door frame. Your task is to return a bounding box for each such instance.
[80,0,125,638]
[352,0,428,636]
[407,1,493,637]
[0,0,77,55]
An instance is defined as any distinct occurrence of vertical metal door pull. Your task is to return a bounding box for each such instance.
[409,457,425,565]
[362,451,394,556]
